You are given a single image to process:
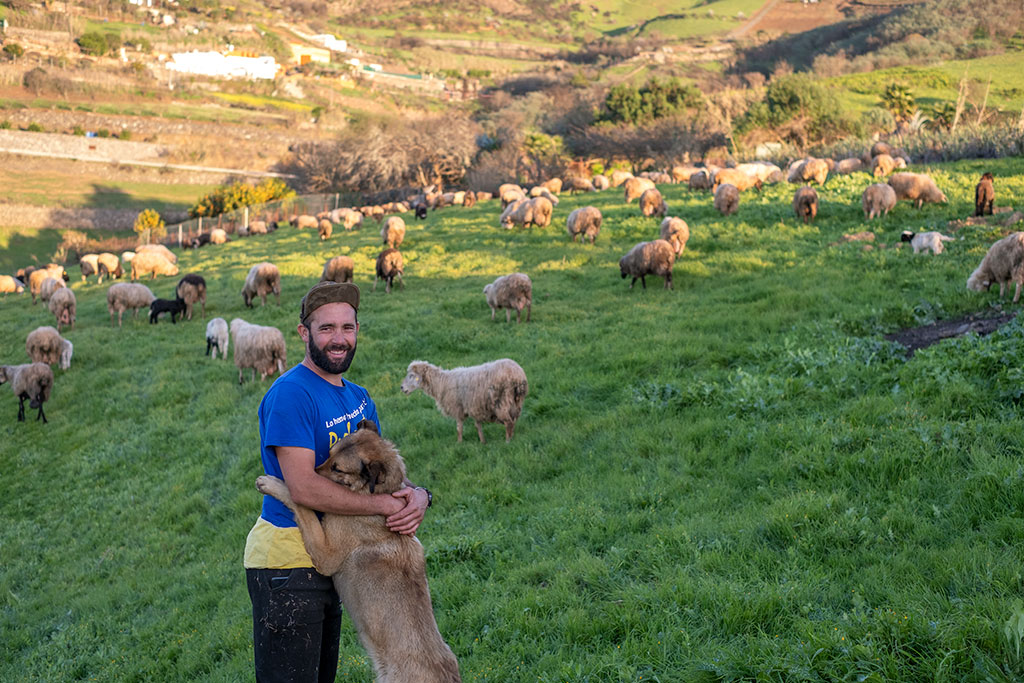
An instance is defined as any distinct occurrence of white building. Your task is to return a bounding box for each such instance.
[311,34,347,52]
[167,51,279,80]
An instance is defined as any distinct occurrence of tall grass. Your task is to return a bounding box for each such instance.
[2,157,1024,680]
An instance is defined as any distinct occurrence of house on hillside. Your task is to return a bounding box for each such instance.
[311,34,347,52]
[166,50,279,80]
[289,43,331,66]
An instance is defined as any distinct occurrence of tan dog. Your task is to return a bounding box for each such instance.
[256,420,460,683]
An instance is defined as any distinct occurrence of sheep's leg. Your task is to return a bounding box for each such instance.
[999,283,1007,298]
[490,307,496,322]
[526,304,531,322]
[35,399,46,424]
[1015,282,1022,304]
[505,421,514,442]
[640,276,647,290]
[506,309,512,324]
[665,273,673,290]
[456,419,464,442]
[16,394,26,421]
[476,420,486,443]
[372,276,379,292]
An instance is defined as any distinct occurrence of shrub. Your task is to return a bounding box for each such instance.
[3,43,24,60]
[0,121,10,130]
[133,209,165,244]
[77,32,109,57]
[189,178,295,219]
[97,129,110,138]
[597,77,703,125]
[72,125,85,136]
[118,129,131,141]
[25,122,43,132]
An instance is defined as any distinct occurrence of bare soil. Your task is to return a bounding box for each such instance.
[884,310,1018,357]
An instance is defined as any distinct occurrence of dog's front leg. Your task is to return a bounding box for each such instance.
[255,475,342,575]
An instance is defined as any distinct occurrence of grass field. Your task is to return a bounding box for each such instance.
[3,158,1024,680]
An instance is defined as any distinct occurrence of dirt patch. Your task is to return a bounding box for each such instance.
[885,311,1018,357]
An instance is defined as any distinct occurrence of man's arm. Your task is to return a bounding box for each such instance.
[277,446,404,516]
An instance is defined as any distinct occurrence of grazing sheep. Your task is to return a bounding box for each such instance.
[209,228,228,244]
[230,318,287,384]
[566,206,602,245]
[475,191,493,202]
[107,282,156,327]
[321,256,355,283]
[414,205,428,220]
[374,249,404,293]
[136,244,176,263]
[16,265,36,282]
[671,165,699,183]
[150,297,187,324]
[242,262,281,308]
[462,192,476,208]
[0,362,53,423]
[659,217,690,255]
[400,359,528,443]
[483,273,532,323]
[501,188,526,208]
[900,230,955,255]
[130,251,179,280]
[713,168,761,193]
[528,186,559,206]
[121,251,136,264]
[0,275,24,295]
[381,216,406,248]
[639,188,668,218]
[188,233,212,249]
[871,153,904,178]
[624,177,656,203]
[529,196,553,227]
[28,264,68,304]
[567,177,596,194]
[714,183,740,216]
[542,178,562,195]
[787,157,829,185]
[792,186,819,224]
[80,254,99,282]
[343,210,363,231]
[870,141,897,158]
[967,232,1024,303]
[248,220,268,235]
[609,170,634,187]
[862,183,897,219]
[688,169,715,190]
[25,326,73,370]
[736,162,783,184]
[975,172,995,216]
[498,183,524,198]
[888,172,948,209]
[500,198,535,229]
[39,277,65,303]
[96,253,122,283]
[206,317,229,360]
[836,157,865,175]
[176,273,207,320]
[48,287,76,331]
[592,174,610,191]
[318,219,333,241]
[619,239,676,290]
[292,214,319,229]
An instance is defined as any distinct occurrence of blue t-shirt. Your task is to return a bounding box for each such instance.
[257,362,380,528]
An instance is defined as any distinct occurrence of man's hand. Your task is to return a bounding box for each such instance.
[385,487,429,535]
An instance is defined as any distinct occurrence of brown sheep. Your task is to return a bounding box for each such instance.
[975,172,995,216]
[792,186,819,224]
[639,188,668,218]
[28,264,68,304]
[835,157,865,175]
[888,172,948,209]
[861,183,897,220]
[241,262,281,307]
[619,239,675,290]
[659,217,690,255]
[48,287,76,331]
[566,177,596,194]
[529,196,554,227]
[381,216,406,248]
[787,158,829,185]
[318,219,333,241]
[292,214,319,229]
[541,178,562,195]
[321,256,355,284]
[871,153,905,178]
[374,248,404,294]
[566,207,602,245]
[623,177,656,203]
[713,183,739,216]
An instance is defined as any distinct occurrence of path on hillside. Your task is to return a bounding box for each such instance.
[729,0,781,39]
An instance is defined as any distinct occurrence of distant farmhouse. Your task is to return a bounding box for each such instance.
[166,50,279,80]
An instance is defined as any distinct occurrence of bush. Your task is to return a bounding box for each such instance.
[133,209,165,244]
[97,129,110,138]
[189,178,295,219]
[25,122,43,132]
[77,32,109,57]
[3,43,24,60]
[72,125,85,136]
[597,77,703,125]
[118,129,131,141]
[0,121,10,130]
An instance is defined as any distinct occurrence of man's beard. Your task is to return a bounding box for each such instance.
[308,336,356,375]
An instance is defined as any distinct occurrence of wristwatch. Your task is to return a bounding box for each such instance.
[416,486,433,508]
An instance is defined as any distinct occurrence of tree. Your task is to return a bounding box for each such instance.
[599,78,702,125]
[77,32,109,57]
[189,179,294,219]
[880,83,915,125]
[134,209,165,245]
[3,43,24,60]
[931,101,958,131]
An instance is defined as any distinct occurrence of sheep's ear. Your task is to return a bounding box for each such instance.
[356,419,378,434]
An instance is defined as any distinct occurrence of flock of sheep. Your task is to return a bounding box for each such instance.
[0,142,1016,433]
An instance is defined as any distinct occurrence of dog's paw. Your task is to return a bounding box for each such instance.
[256,475,285,496]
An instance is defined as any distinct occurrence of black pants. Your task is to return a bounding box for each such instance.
[246,568,342,683]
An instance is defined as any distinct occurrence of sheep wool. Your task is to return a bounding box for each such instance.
[48,287,76,331]
[381,216,406,248]
[567,177,596,194]
[25,326,73,370]
[230,318,286,384]
[792,186,819,224]
[901,231,955,255]
[975,173,995,216]
[659,217,690,255]
[619,239,676,290]
[321,256,355,284]
[542,177,562,195]
[713,168,761,193]
[887,172,948,209]
[206,317,229,360]
[592,174,610,191]
[374,249,404,294]
[639,188,667,218]
[483,273,532,323]
[38,277,65,303]
[107,282,156,327]
[292,214,319,229]
[500,199,534,229]
[714,183,740,216]
[176,273,207,320]
[136,244,177,263]
[96,253,122,283]
[835,158,864,175]
[28,264,67,304]
[566,206,602,245]
[528,196,553,227]
[624,177,656,203]
[609,170,634,188]
[80,254,99,282]
[131,251,180,280]
[861,183,897,220]
[401,358,528,443]
[0,362,53,423]
[967,232,1024,303]
[242,262,281,308]
[0,275,24,295]
[318,219,333,241]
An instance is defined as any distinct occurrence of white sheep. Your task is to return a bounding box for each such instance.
[107,282,156,327]
[292,214,319,229]
[900,231,955,255]
[400,359,528,442]
[714,183,739,216]
[242,262,281,307]
[230,318,287,384]
[566,206,602,245]
[659,217,690,255]
[0,362,54,423]
[48,287,76,331]
[500,198,534,229]
[130,251,179,280]
[529,196,553,227]
[80,254,99,282]
[96,253,123,283]
[381,216,406,248]
[0,275,24,296]
[639,188,667,217]
[25,326,73,370]
[38,276,65,303]
[624,177,656,203]
[483,273,532,323]
[967,232,1024,303]
[206,317,229,360]
[136,244,177,263]
[619,239,676,290]
[209,228,228,244]
[862,183,897,220]
[609,170,634,187]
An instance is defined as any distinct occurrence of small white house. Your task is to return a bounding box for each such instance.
[167,51,279,80]
[311,34,347,52]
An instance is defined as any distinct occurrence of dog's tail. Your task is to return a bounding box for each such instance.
[940,234,956,242]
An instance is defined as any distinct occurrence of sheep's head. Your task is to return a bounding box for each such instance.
[400,364,426,394]
[966,269,990,292]
[0,366,9,385]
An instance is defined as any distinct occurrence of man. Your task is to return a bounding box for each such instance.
[244,281,431,683]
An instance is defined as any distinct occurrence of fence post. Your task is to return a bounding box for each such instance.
[198,216,202,235]
[334,193,339,210]
[244,206,249,230]
[178,223,182,248]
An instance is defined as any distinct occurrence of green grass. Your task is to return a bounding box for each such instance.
[3,157,1024,680]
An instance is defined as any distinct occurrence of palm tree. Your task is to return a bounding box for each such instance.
[880,84,916,125]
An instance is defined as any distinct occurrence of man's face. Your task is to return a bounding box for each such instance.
[301,302,358,375]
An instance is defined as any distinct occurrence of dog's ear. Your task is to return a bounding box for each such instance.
[362,460,386,493]
[356,419,379,435]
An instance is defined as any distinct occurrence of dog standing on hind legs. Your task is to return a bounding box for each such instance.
[256,420,460,683]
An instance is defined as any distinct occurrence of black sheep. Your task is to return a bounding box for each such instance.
[149,297,187,324]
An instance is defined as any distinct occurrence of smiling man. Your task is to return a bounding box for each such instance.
[244,281,431,683]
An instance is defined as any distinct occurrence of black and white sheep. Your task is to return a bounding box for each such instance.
[25,326,73,370]
[80,254,100,282]
[566,207,602,245]
[176,273,207,321]
[230,318,287,384]
[374,249,404,294]
[206,317,229,360]
[400,359,528,443]
[483,273,532,323]
[967,232,1024,303]
[242,262,281,308]
[0,362,53,423]
[619,239,676,290]
[107,282,156,327]
[900,231,955,255]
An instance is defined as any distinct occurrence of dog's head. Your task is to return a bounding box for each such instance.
[317,419,407,494]
[900,231,915,243]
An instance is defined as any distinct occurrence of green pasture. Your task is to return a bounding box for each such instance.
[3,157,1024,680]
[586,0,765,37]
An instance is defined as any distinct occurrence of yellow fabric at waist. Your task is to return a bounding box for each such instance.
[243,517,314,569]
